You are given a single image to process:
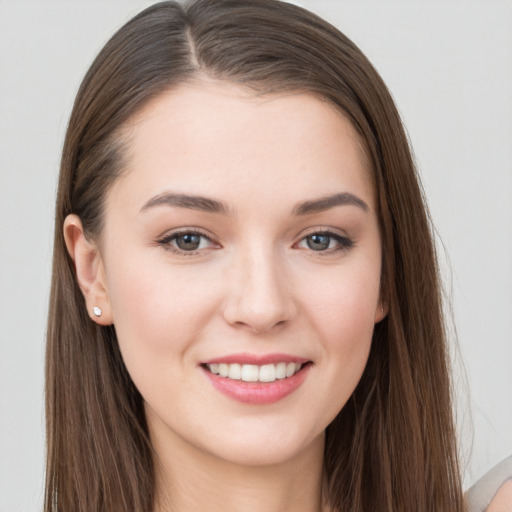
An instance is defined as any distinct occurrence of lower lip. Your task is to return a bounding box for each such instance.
[201,364,311,405]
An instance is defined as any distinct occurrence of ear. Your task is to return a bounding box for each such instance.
[374,299,388,324]
[63,214,113,325]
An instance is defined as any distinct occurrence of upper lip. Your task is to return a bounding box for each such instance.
[201,353,311,365]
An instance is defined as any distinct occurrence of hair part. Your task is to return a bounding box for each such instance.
[46,1,464,510]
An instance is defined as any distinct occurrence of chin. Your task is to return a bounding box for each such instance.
[203,424,325,468]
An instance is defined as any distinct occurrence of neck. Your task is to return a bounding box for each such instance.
[151,422,326,512]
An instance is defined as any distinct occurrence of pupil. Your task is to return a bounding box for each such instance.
[177,234,200,250]
[307,234,330,251]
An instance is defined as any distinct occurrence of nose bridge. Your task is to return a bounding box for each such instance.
[223,240,295,332]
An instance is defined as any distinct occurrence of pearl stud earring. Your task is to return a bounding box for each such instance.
[93,306,102,317]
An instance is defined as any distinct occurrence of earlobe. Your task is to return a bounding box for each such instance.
[63,214,113,325]
[374,300,388,323]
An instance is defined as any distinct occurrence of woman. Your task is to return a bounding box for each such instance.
[45,1,504,510]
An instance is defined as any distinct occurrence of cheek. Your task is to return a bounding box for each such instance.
[306,263,380,342]
[104,254,219,365]
[104,259,224,412]
[300,262,380,404]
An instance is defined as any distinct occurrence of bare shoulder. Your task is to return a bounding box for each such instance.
[486,480,512,512]
[465,456,512,512]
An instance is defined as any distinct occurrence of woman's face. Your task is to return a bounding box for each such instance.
[94,81,385,466]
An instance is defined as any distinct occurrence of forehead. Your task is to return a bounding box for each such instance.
[111,80,374,214]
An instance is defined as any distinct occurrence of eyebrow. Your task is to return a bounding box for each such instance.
[140,192,231,215]
[292,193,369,215]
[140,191,369,216]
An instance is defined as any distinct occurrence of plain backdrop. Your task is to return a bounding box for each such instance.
[0,1,511,511]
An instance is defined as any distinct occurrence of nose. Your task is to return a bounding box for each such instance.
[222,246,297,333]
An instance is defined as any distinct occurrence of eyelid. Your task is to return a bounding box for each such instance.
[294,227,354,254]
[156,227,221,255]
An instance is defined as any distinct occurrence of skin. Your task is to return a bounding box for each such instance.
[487,480,512,512]
[65,80,386,512]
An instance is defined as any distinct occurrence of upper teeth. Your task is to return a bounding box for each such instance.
[206,362,302,382]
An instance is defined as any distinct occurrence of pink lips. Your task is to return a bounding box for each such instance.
[202,353,310,365]
[200,353,311,405]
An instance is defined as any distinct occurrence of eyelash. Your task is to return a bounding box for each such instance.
[296,230,354,255]
[156,229,217,256]
[156,229,354,256]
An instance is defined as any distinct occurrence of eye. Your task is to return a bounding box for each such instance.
[157,230,217,254]
[297,231,353,253]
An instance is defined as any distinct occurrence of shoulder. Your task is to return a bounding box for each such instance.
[486,480,512,512]
[465,456,512,512]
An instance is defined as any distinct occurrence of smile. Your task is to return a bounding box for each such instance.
[201,357,312,405]
[205,362,303,383]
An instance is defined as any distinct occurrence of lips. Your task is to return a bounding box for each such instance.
[200,354,312,404]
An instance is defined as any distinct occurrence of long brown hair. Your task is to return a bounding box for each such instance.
[46,1,465,510]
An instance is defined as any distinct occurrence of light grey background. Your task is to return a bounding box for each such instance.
[1,1,511,511]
